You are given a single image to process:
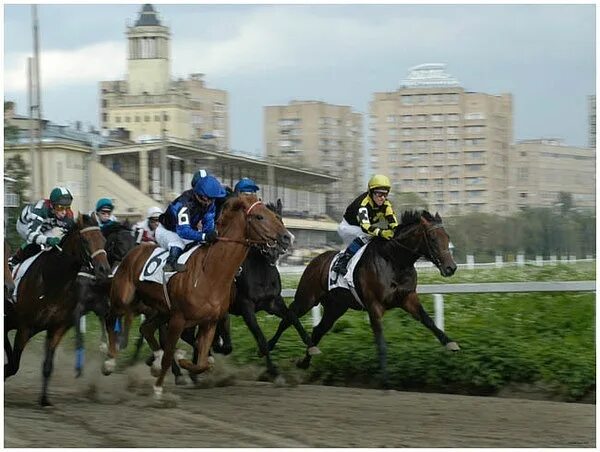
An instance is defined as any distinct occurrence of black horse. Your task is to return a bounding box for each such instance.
[136,199,318,381]
[72,220,137,377]
[268,210,459,387]
[4,214,111,406]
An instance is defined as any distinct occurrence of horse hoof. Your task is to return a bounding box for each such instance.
[175,375,188,386]
[99,342,108,354]
[153,385,163,400]
[75,369,83,379]
[174,349,186,361]
[102,358,116,376]
[150,365,161,377]
[273,375,286,387]
[446,341,460,351]
[307,346,321,356]
[208,355,215,365]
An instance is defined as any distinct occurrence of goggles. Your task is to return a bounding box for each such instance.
[53,204,71,212]
[148,217,160,222]
[98,209,113,214]
[372,190,389,198]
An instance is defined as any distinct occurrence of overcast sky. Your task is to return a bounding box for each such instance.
[4,3,596,155]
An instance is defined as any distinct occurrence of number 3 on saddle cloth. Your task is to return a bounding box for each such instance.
[139,243,202,284]
[328,245,369,307]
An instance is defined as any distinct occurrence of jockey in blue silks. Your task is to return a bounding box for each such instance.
[155,175,227,272]
[234,177,260,195]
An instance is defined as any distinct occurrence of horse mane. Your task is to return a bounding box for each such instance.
[216,195,247,229]
[102,221,131,238]
[398,210,439,230]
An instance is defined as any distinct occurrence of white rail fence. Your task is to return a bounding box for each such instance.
[280,281,596,331]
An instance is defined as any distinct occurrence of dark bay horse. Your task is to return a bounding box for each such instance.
[102,194,292,397]
[72,220,137,377]
[4,214,111,406]
[268,210,459,387]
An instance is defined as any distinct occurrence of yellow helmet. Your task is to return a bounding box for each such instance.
[368,175,391,191]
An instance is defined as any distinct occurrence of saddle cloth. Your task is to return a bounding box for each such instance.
[139,244,201,284]
[327,245,368,307]
[11,250,45,301]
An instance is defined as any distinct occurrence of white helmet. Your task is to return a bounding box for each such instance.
[147,206,163,219]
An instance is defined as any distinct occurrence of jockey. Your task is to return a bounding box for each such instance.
[156,174,227,272]
[332,174,399,276]
[12,186,76,265]
[234,177,260,196]
[134,206,163,243]
[93,198,118,231]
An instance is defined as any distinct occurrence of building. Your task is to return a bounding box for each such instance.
[588,95,595,149]
[100,4,229,149]
[5,110,339,251]
[369,63,513,216]
[509,139,595,211]
[264,100,363,218]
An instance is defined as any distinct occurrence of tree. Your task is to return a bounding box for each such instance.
[557,192,574,215]
[391,192,428,213]
[4,154,30,248]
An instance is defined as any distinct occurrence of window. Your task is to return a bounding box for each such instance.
[401,128,412,136]
[449,178,460,185]
[418,166,428,174]
[401,95,413,105]
[386,115,396,123]
[125,116,130,123]
[417,114,428,122]
[102,99,108,108]
[447,127,458,135]
[416,94,427,104]
[116,116,121,123]
[402,141,413,150]
[144,115,150,122]
[466,164,483,172]
[465,112,485,120]
[388,141,399,149]
[520,192,528,198]
[102,113,108,121]
[433,127,443,135]
[431,114,443,122]
[448,152,459,159]
[135,116,140,122]
[447,113,460,121]
[155,114,160,121]
[402,115,412,123]
[447,139,459,148]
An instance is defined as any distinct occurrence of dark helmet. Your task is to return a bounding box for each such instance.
[95,197,114,212]
[49,186,73,206]
[234,177,260,194]
[190,169,208,189]
[193,175,226,199]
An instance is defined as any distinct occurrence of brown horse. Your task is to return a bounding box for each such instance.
[268,210,459,387]
[102,194,292,397]
[4,214,111,406]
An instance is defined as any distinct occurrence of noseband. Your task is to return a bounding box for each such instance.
[79,225,108,264]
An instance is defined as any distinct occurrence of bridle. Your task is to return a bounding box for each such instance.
[216,200,283,248]
[79,225,108,266]
[391,222,450,269]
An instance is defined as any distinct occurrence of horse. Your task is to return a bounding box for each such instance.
[4,214,111,406]
[267,210,459,387]
[102,194,292,398]
[72,220,137,377]
[5,239,15,303]
[141,199,317,382]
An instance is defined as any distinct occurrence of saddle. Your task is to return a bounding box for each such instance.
[327,245,369,307]
[139,244,201,284]
[10,250,45,302]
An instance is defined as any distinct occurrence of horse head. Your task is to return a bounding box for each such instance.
[218,195,293,252]
[255,198,293,264]
[61,213,111,280]
[103,222,136,266]
[394,210,456,277]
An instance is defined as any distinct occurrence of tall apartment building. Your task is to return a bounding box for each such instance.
[588,95,596,149]
[369,63,512,216]
[510,139,595,211]
[100,4,229,149]
[264,100,363,218]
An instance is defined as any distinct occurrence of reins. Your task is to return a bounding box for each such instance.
[390,222,447,266]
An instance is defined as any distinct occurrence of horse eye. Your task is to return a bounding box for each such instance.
[256,215,264,220]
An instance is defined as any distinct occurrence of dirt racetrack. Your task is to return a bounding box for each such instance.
[4,341,595,448]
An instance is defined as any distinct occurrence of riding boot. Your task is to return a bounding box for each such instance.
[9,243,40,269]
[332,236,366,276]
[164,247,186,273]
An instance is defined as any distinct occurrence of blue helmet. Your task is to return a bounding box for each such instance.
[194,175,226,199]
[234,177,259,194]
[96,197,114,212]
[190,169,208,188]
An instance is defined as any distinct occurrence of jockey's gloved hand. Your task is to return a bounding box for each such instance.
[204,230,218,243]
[46,237,61,248]
[379,229,394,240]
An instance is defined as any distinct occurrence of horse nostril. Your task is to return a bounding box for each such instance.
[281,234,291,246]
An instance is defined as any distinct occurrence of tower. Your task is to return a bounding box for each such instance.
[126,4,170,95]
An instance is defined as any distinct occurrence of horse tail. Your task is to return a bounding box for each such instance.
[289,250,336,317]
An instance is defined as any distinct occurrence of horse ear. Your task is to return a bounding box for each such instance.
[435,212,441,221]
[276,198,283,216]
[420,215,431,227]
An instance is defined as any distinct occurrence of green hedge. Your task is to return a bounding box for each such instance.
[74,263,594,401]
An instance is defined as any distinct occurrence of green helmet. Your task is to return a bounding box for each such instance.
[49,187,73,206]
[95,197,114,212]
